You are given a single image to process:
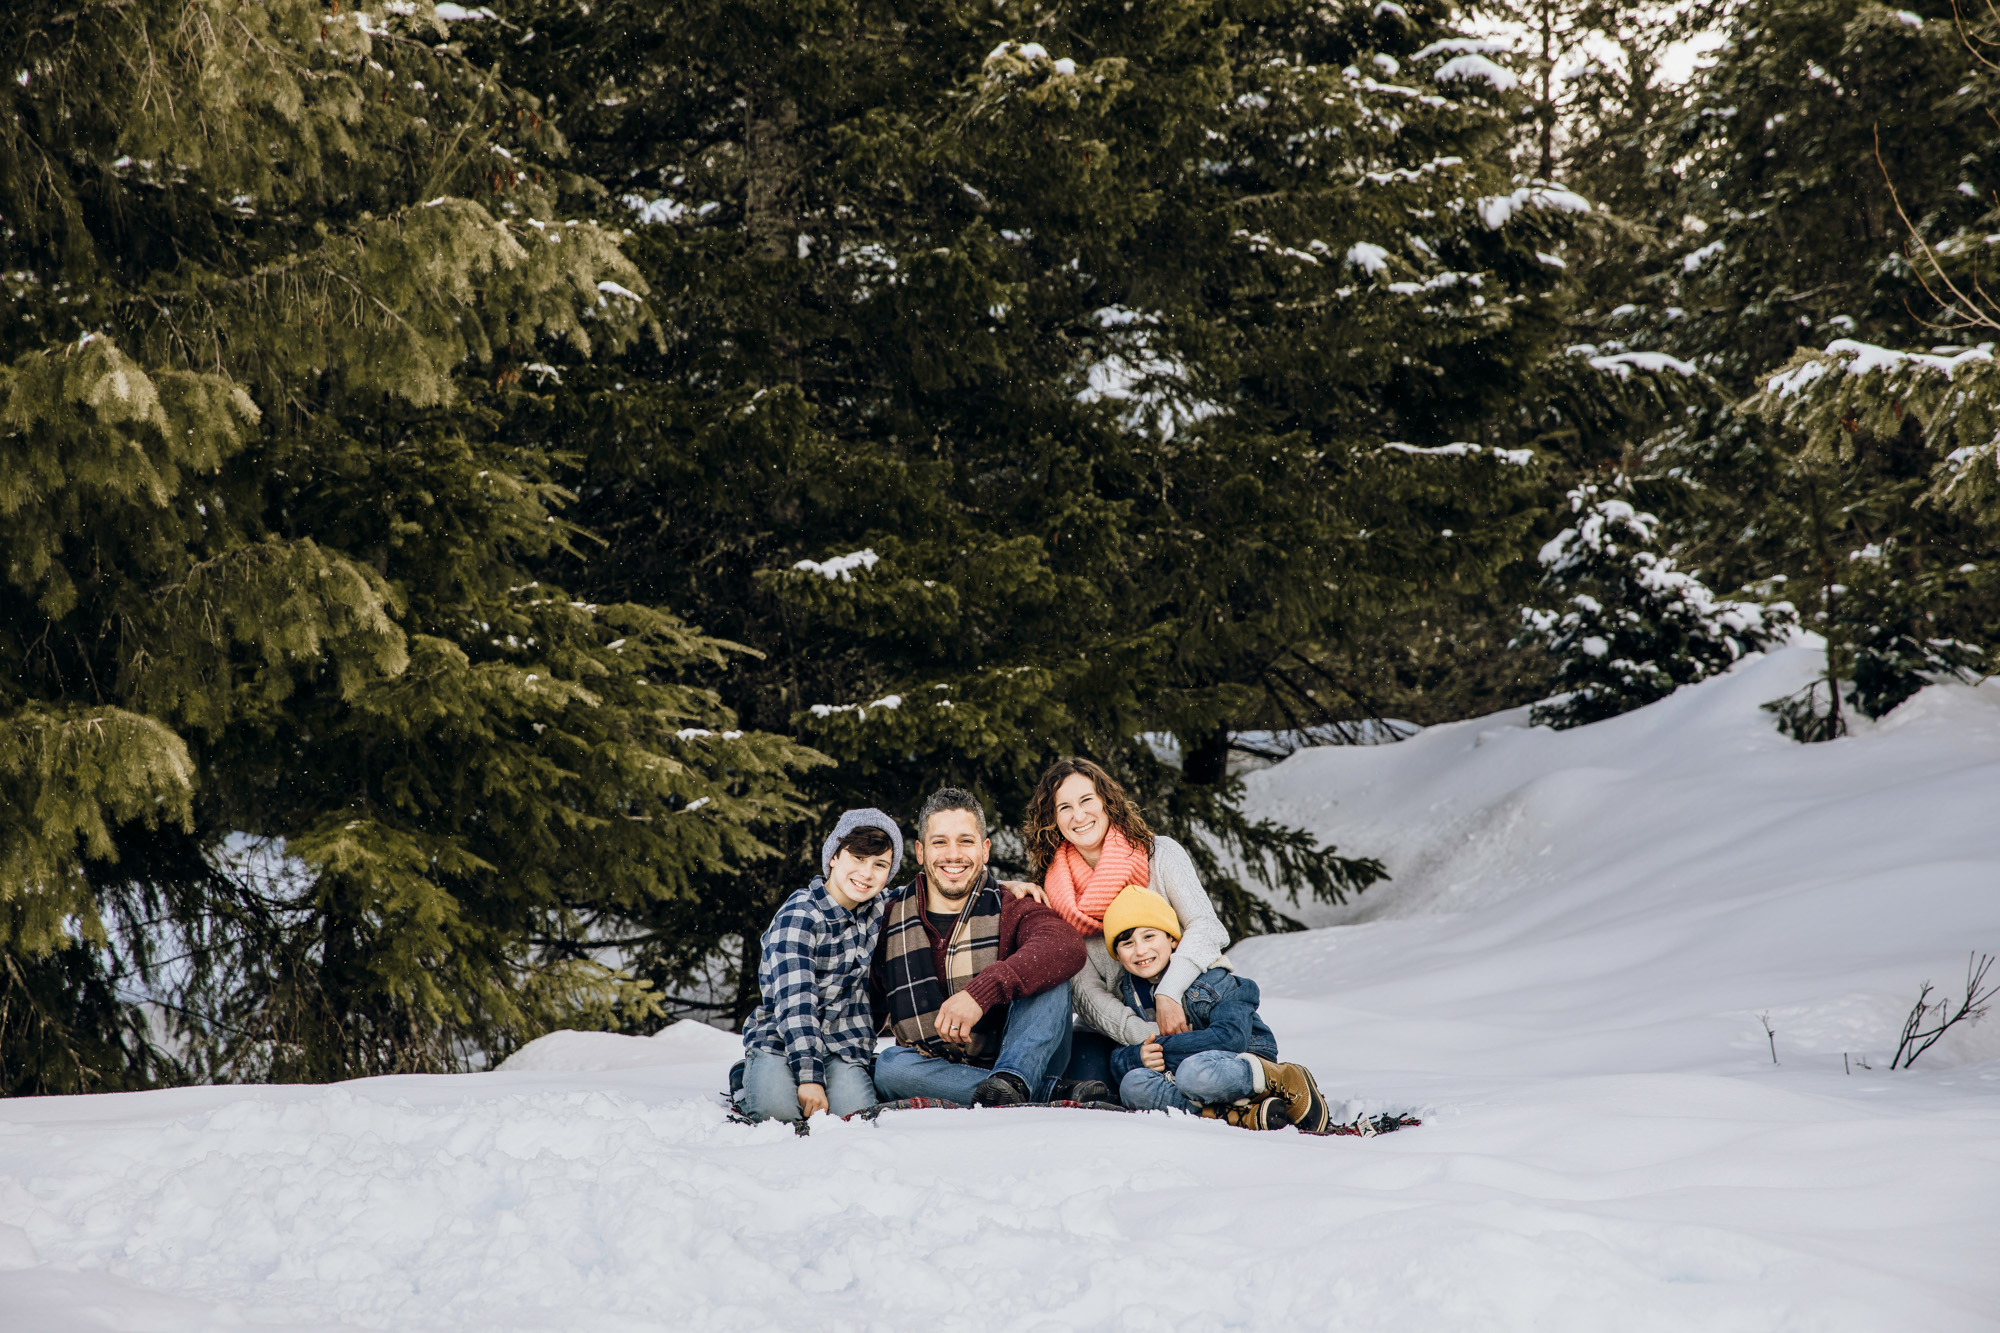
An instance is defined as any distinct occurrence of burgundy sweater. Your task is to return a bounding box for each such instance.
[871,876,1086,1018]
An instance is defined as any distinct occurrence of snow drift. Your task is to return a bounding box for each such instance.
[3,646,1997,1331]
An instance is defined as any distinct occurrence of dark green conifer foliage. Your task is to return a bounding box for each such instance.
[1504,0,2000,738]
[471,0,1597,989]
[1,0,815,1092]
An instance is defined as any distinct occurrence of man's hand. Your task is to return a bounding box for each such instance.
[1141,1037,1166,1073]
[796,1082,829,1118]
[936,989,985,1048]
[1154,994,1190,1035]
[1000,879,1049,906]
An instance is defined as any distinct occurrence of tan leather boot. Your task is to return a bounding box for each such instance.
[1256,1057,1330,1133]
[1196,1093,1291,1131]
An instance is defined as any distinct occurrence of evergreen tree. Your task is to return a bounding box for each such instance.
[1411,3,1722,727]
[1666,0,2000,733]
[473,0,1601,981]
[1516,480,1795,727]
[1502,0,1999,738]
[1749,342,1995,734]
[0,0,814,1092]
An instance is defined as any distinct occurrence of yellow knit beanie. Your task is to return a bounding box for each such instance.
[1101,886,1183,947]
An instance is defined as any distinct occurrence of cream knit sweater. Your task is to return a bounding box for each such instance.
[1069,835,1232,1044]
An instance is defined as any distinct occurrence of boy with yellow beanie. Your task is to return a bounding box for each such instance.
[1100,886,1330,1131]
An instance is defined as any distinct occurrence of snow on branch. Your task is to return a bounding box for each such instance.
[1345,242,1390,274]
[1476,186,1592,230]
[808,694,903,719]
[1584,350,1699,381]
[1537,495,1654,573]
[1767,338,1994,398]
[1432,55,1519,92]
[1384,441,1535,465]
[620,193,703,226]
[1078,307,1222,438]
[1412,38,1514,59]
[792,549,880,581]
[1682,239,1725,274]
[984,40,1079,78]
[1388,271,1483,296]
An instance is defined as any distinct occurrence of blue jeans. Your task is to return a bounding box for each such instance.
[874,981,1075,1103]
[1118,1049,1259,1112]
[736,1048,878,1122]
[1065,1028,1117,1087]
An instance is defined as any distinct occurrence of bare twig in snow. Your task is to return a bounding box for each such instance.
[1890,952,1998,1069]
[1760,1012,1779,1065]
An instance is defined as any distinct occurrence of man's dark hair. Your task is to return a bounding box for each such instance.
[916,787,988,840]
[834,824,895,860]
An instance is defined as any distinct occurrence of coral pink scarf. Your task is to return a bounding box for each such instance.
[1044,828,1151,934]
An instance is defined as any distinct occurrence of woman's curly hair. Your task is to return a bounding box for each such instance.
[1022,757,1155,878]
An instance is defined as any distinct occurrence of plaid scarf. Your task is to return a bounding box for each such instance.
[879,870,1003,1061]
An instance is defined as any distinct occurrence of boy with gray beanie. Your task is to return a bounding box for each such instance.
[736,809,904,1122]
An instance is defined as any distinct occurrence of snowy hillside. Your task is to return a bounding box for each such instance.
[4,646,1998,1331]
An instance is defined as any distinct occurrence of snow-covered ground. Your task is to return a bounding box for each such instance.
[4,645,1998,1331]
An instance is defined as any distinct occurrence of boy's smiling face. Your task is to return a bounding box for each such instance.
[1113,926,1177,981]
[826,846,894,909]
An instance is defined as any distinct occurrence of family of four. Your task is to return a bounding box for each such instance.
[733,759,1332,1132]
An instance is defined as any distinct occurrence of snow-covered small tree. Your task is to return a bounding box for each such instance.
[1517,483,1795,727]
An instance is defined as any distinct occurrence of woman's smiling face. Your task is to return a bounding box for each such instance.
[1053,772,1108,853]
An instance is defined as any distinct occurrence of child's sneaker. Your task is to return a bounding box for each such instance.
[1257,1058,1330,1132]
[1199,1093,1291,1131]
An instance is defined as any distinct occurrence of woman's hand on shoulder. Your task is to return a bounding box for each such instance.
[1000,879,1049,906]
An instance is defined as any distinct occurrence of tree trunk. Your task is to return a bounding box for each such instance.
[1538,0,1556,180]
[745,91,799,262]
[1181,725,1231,785]
[731,923,763,1032]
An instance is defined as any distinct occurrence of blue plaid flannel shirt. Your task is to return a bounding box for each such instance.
[741,878,884,1085]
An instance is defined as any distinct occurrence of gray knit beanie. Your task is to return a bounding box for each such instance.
[820,807,905,880]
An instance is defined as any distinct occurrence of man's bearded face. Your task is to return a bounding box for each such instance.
[918,809,989,903]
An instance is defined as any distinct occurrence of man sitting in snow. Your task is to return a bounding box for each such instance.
[869,787,1102,1106]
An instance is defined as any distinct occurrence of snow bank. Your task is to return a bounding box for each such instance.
[497,1018,743,1073]
[4,647,1998,1331]
[1237,647,2000,1070]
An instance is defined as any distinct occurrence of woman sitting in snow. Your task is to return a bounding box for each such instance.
[1011,758,1238,1094]
[733,809,901,1123]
